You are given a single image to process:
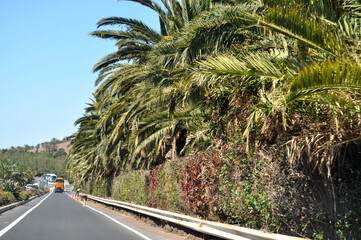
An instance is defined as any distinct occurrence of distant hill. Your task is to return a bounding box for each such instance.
[56,141,71,154]
[0,137,70,176]
[28,140,71,154]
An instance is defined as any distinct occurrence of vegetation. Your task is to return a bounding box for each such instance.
[0,138,68,177]
[0,138,67,206]
[67,0,361,239]
[0,150,66,177]
[0,159,51,207]
[0,182,49,207]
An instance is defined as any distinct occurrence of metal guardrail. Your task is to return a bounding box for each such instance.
[82,194,308,240]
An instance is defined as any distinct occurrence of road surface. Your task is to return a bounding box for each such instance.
[0,182,177,240]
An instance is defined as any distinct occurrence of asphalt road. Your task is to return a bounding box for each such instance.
[35,177,48,188]
[0,185,165,240]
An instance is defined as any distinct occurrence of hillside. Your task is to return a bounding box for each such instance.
[28,140,71,154]
[1,138,71,177]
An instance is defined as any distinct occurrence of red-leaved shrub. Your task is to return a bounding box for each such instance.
[181,150,222,219]
[147,166,160,207]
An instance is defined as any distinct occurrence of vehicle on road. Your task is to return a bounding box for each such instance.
[54,177,64,193]
[25,184,34,191]
[48,174,57,182]
[45,173,57,182]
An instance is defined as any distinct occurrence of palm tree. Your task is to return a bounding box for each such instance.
[77,0,224,170]
[66,103,101,185]
[0,159,33,186]
[65,1,361,239]
[90,17,162,74]
[173,0,361,175]
[70,0,361,177]
[0,159,15,180]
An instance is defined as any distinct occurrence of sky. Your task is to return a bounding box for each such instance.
[0,0,160,149]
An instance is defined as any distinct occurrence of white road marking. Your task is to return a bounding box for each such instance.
[66,193,152,240]
[0,192,52,237]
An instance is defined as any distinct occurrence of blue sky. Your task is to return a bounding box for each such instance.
[0,0,160,149]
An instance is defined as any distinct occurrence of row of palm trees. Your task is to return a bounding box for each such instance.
[67,0,361,184]
[0,159,33,186]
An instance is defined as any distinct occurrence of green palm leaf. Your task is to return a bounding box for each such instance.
[288,61,361,102]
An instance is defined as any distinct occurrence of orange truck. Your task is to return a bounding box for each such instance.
[54,177,65,193]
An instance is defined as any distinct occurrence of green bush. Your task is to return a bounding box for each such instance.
[3,180,21,200]
[112,170,148,205]
[110,160,186,212]
[0,184,49,207]
[39,186,50,194]
[148,160,186,212]
[218,148,273,228]
[19,190,31,201]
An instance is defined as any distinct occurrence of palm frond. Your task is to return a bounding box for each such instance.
[120,0,157,10]
[262,7,344,58]
[90,30,133,40]
[288,61,361,102]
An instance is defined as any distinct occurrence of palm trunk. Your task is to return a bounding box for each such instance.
[172,137,177,160]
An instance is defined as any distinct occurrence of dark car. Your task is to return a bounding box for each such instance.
[54,187,63,193]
